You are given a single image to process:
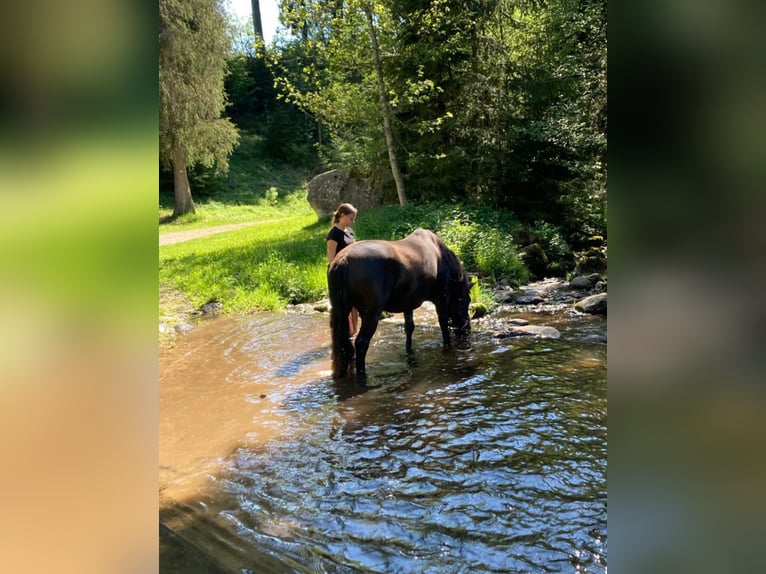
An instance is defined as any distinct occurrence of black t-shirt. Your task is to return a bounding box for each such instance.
[327,225,355,255]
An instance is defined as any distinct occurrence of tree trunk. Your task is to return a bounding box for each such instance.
[172,146,195,217]
[251,0,264,42]
[363,6,407,206]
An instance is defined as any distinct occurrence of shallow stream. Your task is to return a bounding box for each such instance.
[160,305,606,573]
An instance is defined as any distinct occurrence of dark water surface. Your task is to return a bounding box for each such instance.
[160,306,606,573]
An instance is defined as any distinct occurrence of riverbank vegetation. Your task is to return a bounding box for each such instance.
[160,0,606,337]
[160,137,522,319]
[161,0,605,235]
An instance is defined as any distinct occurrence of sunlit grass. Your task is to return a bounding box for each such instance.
[160,212,326,314]
[159,200,530,325]
[159,188,315,229]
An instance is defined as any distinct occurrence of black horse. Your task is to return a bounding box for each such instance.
[328,228,472,378]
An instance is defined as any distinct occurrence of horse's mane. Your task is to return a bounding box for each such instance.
[444,247,466,282]
[429,231,467,286]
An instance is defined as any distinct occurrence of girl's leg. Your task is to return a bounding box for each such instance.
[349,307,359,337]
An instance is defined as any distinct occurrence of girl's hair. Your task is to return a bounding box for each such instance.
[333,203,358,224]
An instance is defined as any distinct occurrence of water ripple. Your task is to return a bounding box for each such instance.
[164,312,606,573]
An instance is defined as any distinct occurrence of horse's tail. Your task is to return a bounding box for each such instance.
[328,261,354,377]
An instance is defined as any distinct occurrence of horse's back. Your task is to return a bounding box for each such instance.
[345,230,441,269]
[342,243,404,310]
[337,231,447,313]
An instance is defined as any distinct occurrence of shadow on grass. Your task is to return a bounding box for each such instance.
[160,131,318,214]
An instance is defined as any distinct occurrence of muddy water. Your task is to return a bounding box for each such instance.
[160,305,607,573]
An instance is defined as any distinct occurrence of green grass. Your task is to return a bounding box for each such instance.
[159,192,315,229]
[160,213,327,313]
[160,200,528,321]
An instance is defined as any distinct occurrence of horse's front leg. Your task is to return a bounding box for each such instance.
[354,312,381,377]
[436,304,452,347]
[404,310,415,353]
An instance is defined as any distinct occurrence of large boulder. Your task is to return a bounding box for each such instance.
[574,292,607,315]
[307,168,390,218]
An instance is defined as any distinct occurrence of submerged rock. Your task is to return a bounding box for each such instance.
[515,291,544,305]
[494,325,561,339]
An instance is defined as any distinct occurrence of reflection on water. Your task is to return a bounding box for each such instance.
[160,307,606,573]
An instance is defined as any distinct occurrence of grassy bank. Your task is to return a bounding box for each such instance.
[159,131,316,229]
[160,211,327,314]
[160,199,528,332]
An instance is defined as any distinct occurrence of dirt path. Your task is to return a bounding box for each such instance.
[159,221,265,246]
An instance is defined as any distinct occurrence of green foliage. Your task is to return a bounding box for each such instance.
[224,55,266,127]
[160,198,548,318]
[158,130,325,314]
[476,229,530,283]
[159,131,314,226]
[268,0,395,175]
[224,132,313,201]
[263,103,320,164]
[469,279,496,318]
[263,0,606,244]
[264,186,279,204]
[251,251,327,305]
[532,220,572,261]
[355,202,529,285]
[225,42,323,167]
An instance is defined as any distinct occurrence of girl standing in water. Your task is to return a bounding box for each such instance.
[326,203,359,336]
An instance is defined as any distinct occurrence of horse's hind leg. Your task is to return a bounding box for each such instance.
[354,312,380,376]
[404,310,415,353]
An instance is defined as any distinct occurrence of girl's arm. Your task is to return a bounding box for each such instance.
[327,240,338,263]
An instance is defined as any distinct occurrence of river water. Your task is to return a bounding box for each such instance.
[160,304,607,573]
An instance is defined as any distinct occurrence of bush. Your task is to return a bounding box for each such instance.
[532,220,572,261]
[469,279,495,317]
[355,202,529,285]
[473,228,529,283]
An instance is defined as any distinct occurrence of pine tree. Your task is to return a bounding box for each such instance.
[159,0,239,217]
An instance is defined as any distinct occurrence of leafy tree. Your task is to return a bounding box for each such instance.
[388,0,496,201]
[491,0,606,242]
[224,11,320,165]
[272,0,407,204]
[251,0,265,42]
[266,0,606,243]
[159,0,239,217]
[361,1,406,205]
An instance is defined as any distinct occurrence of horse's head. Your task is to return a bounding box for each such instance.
[448,266,472,348]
